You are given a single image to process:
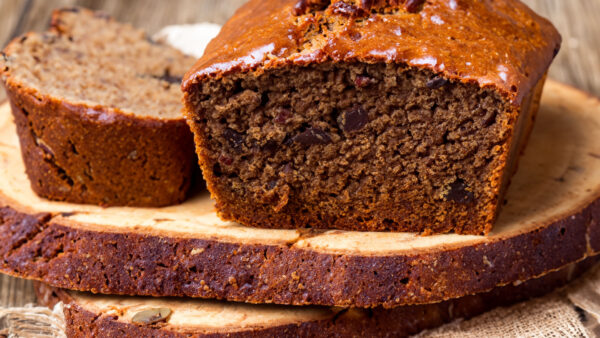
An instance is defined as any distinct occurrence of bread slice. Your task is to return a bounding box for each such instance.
[0,7,197,207]
[182,0,561,235]
[1,81,600,308]
[34,257,597,337]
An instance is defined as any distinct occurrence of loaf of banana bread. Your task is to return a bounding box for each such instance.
[1,8,197,207]
[183,0,561,234]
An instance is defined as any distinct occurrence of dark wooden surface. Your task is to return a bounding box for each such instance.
[0,0,599,308]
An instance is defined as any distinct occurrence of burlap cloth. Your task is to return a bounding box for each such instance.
[0,24,598,338]
[0,264,598,337]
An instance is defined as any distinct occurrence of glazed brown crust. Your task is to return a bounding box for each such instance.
[3,81,196,207]
[34,257,598,337]
[2,196,599,309]
[183,0,561,105]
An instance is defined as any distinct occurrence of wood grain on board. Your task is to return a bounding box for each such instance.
[0,0,599,307]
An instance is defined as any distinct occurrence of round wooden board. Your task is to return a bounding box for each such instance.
[1,80,599,308]
[34,258,598,338]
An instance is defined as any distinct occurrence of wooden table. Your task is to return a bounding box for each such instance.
[0,0,599,308]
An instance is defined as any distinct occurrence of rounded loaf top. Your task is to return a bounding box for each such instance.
[183,0,561,105]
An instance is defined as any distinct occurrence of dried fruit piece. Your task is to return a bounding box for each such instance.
[274,108,293,124]
[218,154,233,166]
[405,0,426,13]
[223,128,244,151]
[292,127,331,145]
[355,75,377,88]
[446,179,475,204]
[292,0,309,15]
[338,105,369,132]
[131,308,172,325]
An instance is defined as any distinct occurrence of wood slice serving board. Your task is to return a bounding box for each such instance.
[34,258,598,338]
[0,80,599,308]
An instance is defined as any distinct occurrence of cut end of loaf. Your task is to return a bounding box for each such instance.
[186,62,523,234]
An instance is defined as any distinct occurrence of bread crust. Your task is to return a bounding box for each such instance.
[3,81,195,207]
[33,257,598,337]
[183,0,561,106]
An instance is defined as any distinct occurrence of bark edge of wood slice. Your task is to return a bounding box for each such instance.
[1,80,600,308]
[33,258,599,338]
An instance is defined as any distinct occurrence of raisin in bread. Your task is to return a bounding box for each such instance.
[0,7,197,207]
[182,0,561,235]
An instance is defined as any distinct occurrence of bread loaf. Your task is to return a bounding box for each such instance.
[183,0,561,234]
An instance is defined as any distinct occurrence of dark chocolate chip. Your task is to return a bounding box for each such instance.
[446,179,475,204]
[131,308,172,325]
[355,75,377,88]
[60,212,76,217]
[262,140,278,153]
[223,128,244,151]
[426,76,448,89]
[19,36,28,43]
[331,1,366,17]
[338,105,369,132]
[274,108,293,124]
[292,127,331,146]
[405,0,426,13]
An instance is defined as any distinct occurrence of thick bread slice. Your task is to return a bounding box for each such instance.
[1,81,600,308]
[34,258,597,337]
[0,7,197,207]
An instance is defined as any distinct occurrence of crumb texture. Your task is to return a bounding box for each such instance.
[3,8,195,118]
[190,63,523,234]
